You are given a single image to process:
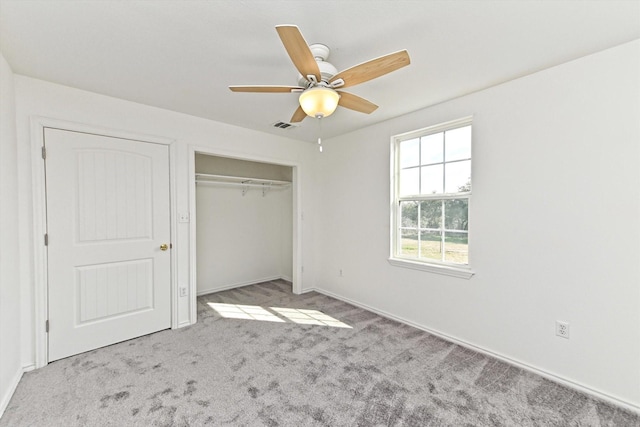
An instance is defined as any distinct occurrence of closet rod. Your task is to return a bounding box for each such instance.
[195,180,289,189]
[195,173,291,187]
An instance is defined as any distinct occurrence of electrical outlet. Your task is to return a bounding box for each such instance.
[556,321,570,339]
[179,286,188,297]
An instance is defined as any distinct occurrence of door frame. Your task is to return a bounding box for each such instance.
[188,145,303,324]
[30,116,178,368]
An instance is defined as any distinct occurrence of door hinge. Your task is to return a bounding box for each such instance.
[44,233,48,246]
[45,320,49,333]
[41,146,46,160]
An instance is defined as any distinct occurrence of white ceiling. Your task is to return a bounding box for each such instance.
[1,0,639,142]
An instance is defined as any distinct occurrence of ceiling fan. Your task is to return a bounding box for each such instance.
[229,25,410,123]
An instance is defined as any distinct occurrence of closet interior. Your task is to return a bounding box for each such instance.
[194,153,293,295]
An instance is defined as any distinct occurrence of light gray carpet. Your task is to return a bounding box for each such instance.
[1,280,638,426]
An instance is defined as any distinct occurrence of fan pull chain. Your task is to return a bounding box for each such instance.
[316,114,323,153]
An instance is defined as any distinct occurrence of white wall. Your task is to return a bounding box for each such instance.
[14,76,319,369]
[315,40,640,409]
[196,184,293,294]
[0,52,22,415]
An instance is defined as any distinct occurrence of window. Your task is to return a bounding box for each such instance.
[390,117,473,278]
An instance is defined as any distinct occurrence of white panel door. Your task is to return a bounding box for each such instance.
[45,128,171,362]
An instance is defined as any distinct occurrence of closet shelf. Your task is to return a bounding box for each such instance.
[195,173,291,196]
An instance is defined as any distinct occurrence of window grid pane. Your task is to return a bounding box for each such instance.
[400,167,419,196]
[400,201,418,228]
[400,138,420,168]
[444,199,468,231]
[444,231,468,264]
[420,133,443,164]
[444,160,471,194]
[420,164,443,195]
[400,228,419,258]
[444,125,471,162]
[419,231,441,262]
[419,200,442,230]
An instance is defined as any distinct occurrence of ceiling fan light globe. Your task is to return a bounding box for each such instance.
[299,87,340,118]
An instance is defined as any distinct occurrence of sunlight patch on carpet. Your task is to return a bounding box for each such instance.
[208,303,285,322]
[271,307,352,328]
[207,303,351,328]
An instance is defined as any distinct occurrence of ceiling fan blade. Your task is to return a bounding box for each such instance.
[229,85,304,93]
[330,50,410,88]
[337,91,378,114]
[275,25,321,82]
[290,105,307,123]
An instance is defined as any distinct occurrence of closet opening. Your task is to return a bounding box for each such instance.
[191,152,297,304]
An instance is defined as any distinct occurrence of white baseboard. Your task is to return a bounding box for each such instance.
[0,364,30,419]
[307,286,640,414]
[280,275,292,283]
[196,276,287,296]
[176,320,192,328]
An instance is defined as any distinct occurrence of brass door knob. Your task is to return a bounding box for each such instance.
[160,243,169,251]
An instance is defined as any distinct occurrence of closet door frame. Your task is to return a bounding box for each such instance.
[188,146,302,324]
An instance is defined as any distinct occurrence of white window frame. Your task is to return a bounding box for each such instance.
[389,117,475,279]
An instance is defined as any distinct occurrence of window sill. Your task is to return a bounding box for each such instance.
[388,257,475,279]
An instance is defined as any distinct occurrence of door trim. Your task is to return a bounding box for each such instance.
[30,116,177,368]
[188,145,303,325]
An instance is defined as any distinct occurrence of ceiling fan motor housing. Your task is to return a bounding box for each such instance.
[297,43,337,87]
[298,60,337,87]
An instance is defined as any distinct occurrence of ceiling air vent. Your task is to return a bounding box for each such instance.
[272,121,298,130]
